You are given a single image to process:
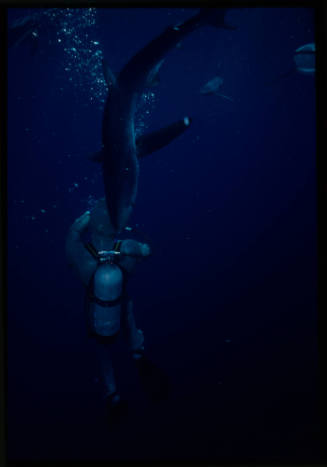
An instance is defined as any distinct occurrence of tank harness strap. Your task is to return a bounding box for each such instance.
[85,240,122,260]
[85,241,100,260]
[113,240,122,252]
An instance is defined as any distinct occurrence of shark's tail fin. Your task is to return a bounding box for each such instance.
[198,8,237,30]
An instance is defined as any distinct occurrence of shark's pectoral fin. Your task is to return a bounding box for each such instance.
[102,59,117,90]
[88,116,192,163]
[137,116,192,158]
[89,150,104,163]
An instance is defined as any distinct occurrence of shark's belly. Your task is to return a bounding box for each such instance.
[102,140,139,232]
[101,89,139,232]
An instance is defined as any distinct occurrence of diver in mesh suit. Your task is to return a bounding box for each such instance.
[66,198,169,421]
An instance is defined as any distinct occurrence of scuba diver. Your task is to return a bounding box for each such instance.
[66,198,169,422]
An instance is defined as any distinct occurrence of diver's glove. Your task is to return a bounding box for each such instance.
[120,239,151,258]
[140,243,151,257]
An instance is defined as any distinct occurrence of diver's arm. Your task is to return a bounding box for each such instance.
[118,239,151,274]
[65,211,98,287]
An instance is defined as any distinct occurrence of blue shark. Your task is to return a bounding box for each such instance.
[97,8,236,233]
[293,42,315,74]
[267,42,316,86]
[200,76,234,102]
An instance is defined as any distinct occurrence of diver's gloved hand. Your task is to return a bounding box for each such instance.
[140,243,151,257]
[120,239,151,258]
[70,210,91,234]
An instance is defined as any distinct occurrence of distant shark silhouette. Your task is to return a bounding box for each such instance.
[93,8,236,233]
[8,12,58,56]
[200,75,234,101]
[267,42,315,86]
[8,15,40,54]
[293,42,315,74]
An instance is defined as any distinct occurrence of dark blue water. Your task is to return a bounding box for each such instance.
[7,7,319,462]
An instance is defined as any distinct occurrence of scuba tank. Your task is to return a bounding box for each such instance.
[85,224,152,337]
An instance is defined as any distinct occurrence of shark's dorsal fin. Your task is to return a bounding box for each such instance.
[102,59,117,90]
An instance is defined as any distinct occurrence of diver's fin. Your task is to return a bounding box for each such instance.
[199,8,237,30]
[102,60,117,89]
[89,150,104,163]
[137,116,192,158]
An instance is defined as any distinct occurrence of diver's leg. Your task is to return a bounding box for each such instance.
[121,300,171,400]
[90,263,123,398]
[94,335,117,397]
[94,334,127,420]
[88,263,128,421]
[121,299,144,359]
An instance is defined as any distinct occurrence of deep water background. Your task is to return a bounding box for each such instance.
[7,7,319,463]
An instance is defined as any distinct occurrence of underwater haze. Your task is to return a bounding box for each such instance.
[7,7,319,463]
